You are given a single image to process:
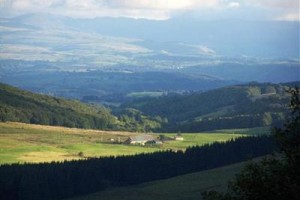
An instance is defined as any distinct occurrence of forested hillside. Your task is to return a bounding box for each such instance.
[1,82,299,132]
[0,83,116,129]
[121,82,299,132]
[0,83,165,131]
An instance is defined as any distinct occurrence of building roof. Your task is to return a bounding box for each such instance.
[130,135,156,142]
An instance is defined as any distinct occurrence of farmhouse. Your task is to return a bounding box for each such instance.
[174,135,184,141]
[124,135,161,145]
[145,139,163,145]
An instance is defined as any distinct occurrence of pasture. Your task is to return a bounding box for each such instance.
[0,122,245,164]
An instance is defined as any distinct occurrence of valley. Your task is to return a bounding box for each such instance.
[1,81,297,133]
[0,5,299,200]
[0,15,299,105]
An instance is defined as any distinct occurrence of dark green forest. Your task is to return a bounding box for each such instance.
[0,83,299,200]
[121,82,299,132]
[0,83,114,129]
[202,87,300,200]
[1,82,299,132]
[0,83,164,132]
[0,135,276,200]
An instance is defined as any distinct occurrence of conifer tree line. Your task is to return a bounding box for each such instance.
[0,136,276,200]
[202,87,300,200]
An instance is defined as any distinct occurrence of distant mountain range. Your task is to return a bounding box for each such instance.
[1,13,299,67]
[9,13,298,58]
[0,67,239,103]
[0,14,299,107]
[67,16,299,58]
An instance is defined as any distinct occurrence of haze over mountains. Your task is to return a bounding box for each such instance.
[0,13,299,102]
[0,1,299,199]
[1,14,299,61]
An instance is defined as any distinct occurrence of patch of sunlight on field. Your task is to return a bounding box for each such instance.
[0,122,249,164]
[60,143,160,157]
[213,127,271,135]
[162,133,244,150]
[127,91,164,98]
[0,122,161,164]
[18,151,80,163]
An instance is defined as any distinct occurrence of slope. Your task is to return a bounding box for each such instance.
[0,83,169,131]
[0,83,116,129]
[67,161,248,200]
[121,82,299,132]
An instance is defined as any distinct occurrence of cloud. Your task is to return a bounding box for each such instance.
[276,13,300,21]
[228,2,240,8]
[91,0,219,10]
[198,46,216,55]
[247,0,299,21]
[0,0,222,19]
[248,0,299,9]
[0,0,298,21]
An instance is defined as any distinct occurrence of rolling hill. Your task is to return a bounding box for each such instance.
[0,83,164,131]
[1,82,299,133]
[0,83,115,129]
[121,82,299,132]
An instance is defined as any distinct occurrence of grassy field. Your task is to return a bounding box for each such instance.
[212,127,271,135]
[160,133,245,150]
[67,161,249,200]
[0,122,246,164]
[127,91,164,98]
[0,122,151,164]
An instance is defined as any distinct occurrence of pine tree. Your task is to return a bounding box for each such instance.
[202,87,300,200]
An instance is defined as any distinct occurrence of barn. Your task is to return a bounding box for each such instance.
[124,135,161,145]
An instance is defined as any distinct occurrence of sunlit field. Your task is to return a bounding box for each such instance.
[0,122,247,164]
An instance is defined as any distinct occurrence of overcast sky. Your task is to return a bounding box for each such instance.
[0,0,299,21]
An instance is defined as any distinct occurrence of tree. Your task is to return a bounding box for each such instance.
[202,87,300,200]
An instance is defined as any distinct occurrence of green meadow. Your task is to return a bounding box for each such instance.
[127,91,164,98]
[212,127,271,135]
[0,122,246,164]
[160,133,245,150]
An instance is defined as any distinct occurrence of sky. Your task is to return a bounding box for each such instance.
[0,0,299,21]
